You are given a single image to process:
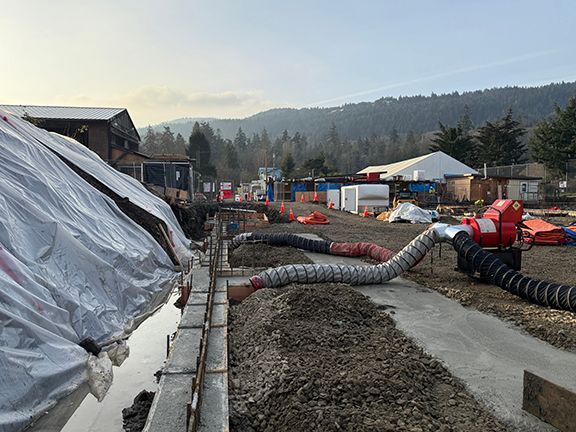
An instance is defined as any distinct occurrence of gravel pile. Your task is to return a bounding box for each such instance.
[122,390,155,432]
[229,284,508,432]
[229,243,312,268]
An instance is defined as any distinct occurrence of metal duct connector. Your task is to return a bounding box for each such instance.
[431,223,474,243]
[249,228,438,289]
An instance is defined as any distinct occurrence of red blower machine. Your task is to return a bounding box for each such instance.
[457,199,526,274]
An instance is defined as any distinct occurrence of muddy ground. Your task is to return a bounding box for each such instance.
[255,202,576,351]
[229,284,509,432]
[229,243,312,268]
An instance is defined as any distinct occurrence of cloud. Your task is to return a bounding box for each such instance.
[123,86,270,109]
[60,86,275,124]
[305,49,559,107]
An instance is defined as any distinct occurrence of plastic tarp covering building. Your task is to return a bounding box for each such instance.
[13,123,190,258]
[0,112,179,432]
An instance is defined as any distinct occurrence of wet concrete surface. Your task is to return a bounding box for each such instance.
[53,291,182,432]
[303,250,576,431]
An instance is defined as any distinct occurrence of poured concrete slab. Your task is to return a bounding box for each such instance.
[199,373,229,432]
[304,251,576,431]
[143,374,193,432]
[164,328,203,374]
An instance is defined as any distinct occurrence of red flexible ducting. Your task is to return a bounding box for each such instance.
[329,242,394,262]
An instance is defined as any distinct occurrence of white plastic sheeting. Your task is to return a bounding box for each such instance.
[0,112,180,432]
[0,114,190,259]
[389,202,438,224]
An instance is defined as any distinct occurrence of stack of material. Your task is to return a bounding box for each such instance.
[522,219,566,245]
[297,211,330,225]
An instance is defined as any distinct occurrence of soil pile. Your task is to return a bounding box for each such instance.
[229,243,313,268]
[122,390,155,432]
[229,284,508,432]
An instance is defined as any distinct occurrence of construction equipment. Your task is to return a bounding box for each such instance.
[457,199,527,273]
[392,191,418,209]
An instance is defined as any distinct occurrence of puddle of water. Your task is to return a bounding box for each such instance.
[57,291,182,432]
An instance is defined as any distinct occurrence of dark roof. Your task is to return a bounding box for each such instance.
[445,173,542,180]
[0,104,125,121]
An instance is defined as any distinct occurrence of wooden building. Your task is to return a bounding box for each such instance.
[0,104,147,165]
[446,174,541,203]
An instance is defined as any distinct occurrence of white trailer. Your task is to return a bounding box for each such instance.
[341,184,390,214]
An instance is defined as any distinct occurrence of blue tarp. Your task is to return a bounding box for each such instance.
[290,183,308,201]
[408,183,437,193]
[316,183,342,192]
[562,227,576,245]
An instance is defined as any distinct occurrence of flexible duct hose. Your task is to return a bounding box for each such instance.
[231,232,331,254]
[249,228,437,289]
[230,233,394,262]
[452,232,576,312]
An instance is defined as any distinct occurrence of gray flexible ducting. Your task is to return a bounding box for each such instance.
[249,228,437,289]
[231,232,331,254]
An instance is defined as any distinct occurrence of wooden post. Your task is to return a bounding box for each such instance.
[523,370,576,432]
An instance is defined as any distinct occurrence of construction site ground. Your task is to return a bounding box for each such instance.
[253,202,576,352]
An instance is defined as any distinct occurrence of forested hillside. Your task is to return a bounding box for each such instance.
[142,82,576,141]
[138,81,576,183]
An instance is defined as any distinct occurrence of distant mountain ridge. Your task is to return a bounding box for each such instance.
[140,81,576,141]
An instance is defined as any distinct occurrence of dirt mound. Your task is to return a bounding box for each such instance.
[229,284,508,432]
[122,390,155,432]
[229,243,312,268]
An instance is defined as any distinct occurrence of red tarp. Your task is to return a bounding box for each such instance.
[297,211,330,225]
[522,219,566,245]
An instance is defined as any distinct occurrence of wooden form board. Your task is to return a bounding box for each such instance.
[523,370,576,432]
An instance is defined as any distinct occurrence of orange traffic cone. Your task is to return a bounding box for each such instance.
[313,191,319,203]
[300,194,305,203]
[239,194,243,202]
[280,201,285,214]
[265,196,270,206]
[328,199,334,210]
[362,206,369,217]
[289,208,295,222]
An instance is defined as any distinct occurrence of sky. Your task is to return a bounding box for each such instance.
[1,0,575,126]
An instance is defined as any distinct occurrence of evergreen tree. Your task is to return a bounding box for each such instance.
[402,130,419,159]
[159,126,175,154]
[233,127,247,151]
[430,122,475,165]
[477,109,526,166]
[323,123,342,169]
[174,133,187,155]
[142,125,159,154]
[224,142,239,170]
[188,122,216,177]
[459,105,474,133]
[390,127,400,145]
[530,97,576,174]
[281,152,295,178]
